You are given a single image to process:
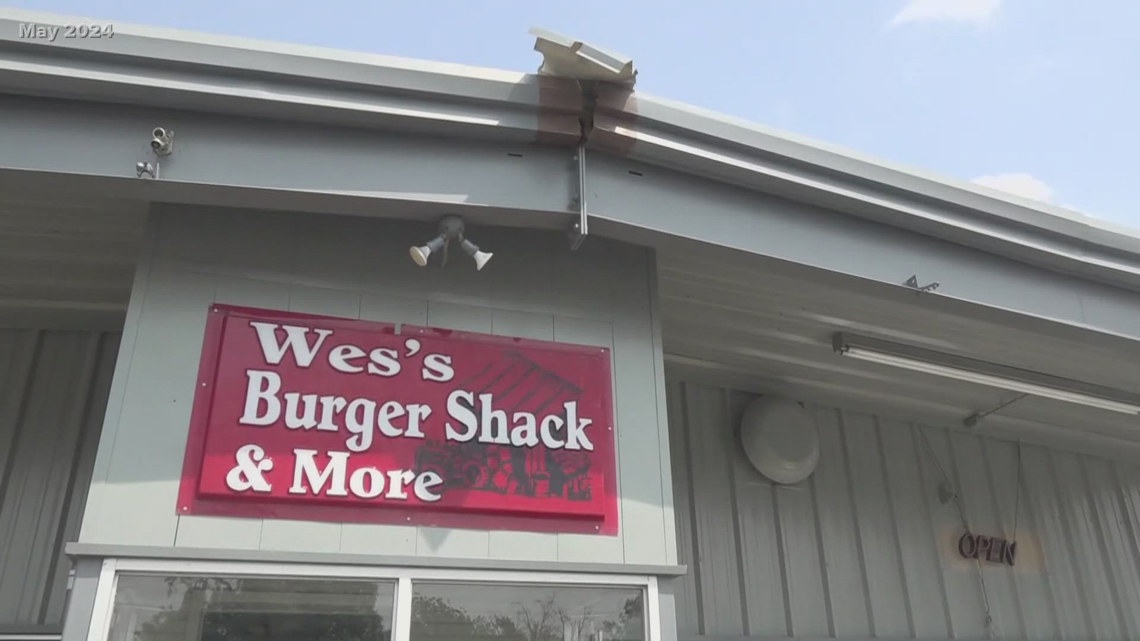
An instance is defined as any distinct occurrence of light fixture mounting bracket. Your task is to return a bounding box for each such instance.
[437,215,466,240]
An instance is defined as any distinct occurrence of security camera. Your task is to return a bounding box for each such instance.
[150,127,174,156]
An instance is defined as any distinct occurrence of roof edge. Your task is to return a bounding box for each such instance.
[1,9,529,87]
[590,87,1140,288]
[0,8,584,144]
[4,9,1140,289]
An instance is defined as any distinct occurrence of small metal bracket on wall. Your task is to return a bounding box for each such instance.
[568,143,588,250]
[135,161,159,179]
[903,274,940,294]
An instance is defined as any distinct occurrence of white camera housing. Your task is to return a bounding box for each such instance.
[150,127,174,156]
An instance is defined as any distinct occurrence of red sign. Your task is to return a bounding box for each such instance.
[177,305,618,535]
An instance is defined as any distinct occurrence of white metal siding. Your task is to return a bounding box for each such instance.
[0,329,118,630]
[79,206,676,567]
[667,379,1140,641]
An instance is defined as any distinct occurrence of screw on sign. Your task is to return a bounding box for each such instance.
[414,351,594,501]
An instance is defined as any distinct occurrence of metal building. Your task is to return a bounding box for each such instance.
[3,9,1140,641]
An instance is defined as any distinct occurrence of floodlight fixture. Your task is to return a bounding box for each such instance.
[409,235,446,267]
[409,215,493,271]
[460,238,493,271]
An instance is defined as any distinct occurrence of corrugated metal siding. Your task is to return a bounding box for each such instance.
[668,379,1140,641]
[0,329,119,630]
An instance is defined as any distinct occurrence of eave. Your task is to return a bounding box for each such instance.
[590,88,1140,290]
[4,9,1139,295]
[3,9,1140,347]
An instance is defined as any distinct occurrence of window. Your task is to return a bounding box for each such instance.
[107,575,396,641]
[89,562,657,641]
[411,582,645,641]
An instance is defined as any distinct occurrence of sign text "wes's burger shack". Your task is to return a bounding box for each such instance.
[234,321,597,502]
[179,305,618,532]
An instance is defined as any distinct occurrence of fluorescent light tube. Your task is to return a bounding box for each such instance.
[834,333,1140,415]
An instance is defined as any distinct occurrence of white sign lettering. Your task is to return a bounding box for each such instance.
[247,321,455,381]
[444,391,594,451]
[289,448,443,502]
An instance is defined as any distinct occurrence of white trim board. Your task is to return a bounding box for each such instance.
[65,542,687,576]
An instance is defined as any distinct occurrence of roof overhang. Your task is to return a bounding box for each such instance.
[2,9,1138,287]
[7,91,1140,362]
[588,87,1140,286]
[3,9,1140,346]
[5,10,1140,461]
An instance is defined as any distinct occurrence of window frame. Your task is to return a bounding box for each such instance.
[86,559,660,641]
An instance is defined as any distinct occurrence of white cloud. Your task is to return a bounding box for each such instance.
[971,173,1055,203]
[889,0,1000,27]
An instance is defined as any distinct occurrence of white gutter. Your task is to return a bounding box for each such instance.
[0,9,583,145]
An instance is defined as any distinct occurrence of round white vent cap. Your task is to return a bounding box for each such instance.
[739,396,819,484]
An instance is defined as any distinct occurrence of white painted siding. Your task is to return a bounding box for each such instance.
[667,379,1140,641]
[79,205,675,566]
[0,329,118,631]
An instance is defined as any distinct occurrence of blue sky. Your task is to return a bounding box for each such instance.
[8,0,1139,226]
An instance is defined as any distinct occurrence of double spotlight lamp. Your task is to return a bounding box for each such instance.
[408,215,493,272]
